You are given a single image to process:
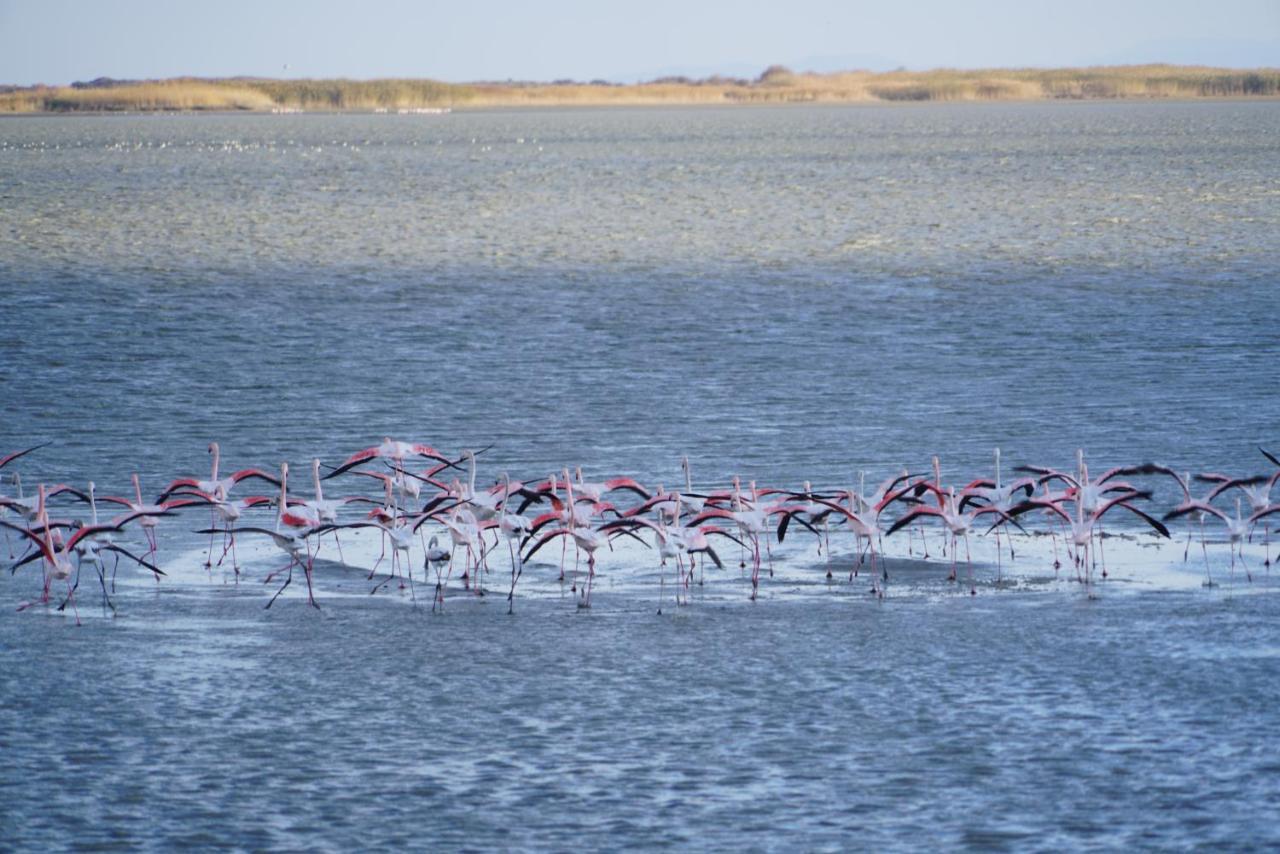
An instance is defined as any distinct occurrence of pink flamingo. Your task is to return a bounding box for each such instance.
[322,438,462,480]
[156,442,280,502]
[1009,489,1168,594]
[97,474,201,560]
[886,483,1027,594]
[957,448,1037,574]
[1165,497,1255,584]
[1195,463,1280,568]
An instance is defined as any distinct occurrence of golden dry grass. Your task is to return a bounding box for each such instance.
[0,80,276,112]
[2,65,1276,113]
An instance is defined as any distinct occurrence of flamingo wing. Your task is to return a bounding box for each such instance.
[1111,503,1171,538]
[1201,475,1269,502]
[1014,465,1080,488]
[322,447,383,480]
[775,509,819,543]
[1162,501,1228,524]
[683,508,734,527]
[971,505,1029,535]
[0,442,49,470]
[1248,503,1280,525]
[602,477,651,499]
[1006,498,1072,524]
[885,506,943,536]
[102,543,166,577]
[228,468,282,488]
[156,477,204,501]
[0,519,57,565]
[521,528,571,563]
[699,526,748,548]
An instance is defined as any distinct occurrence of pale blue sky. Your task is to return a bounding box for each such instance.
[1,0,1276,85]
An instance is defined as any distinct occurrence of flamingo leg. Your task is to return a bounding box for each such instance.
[303,553,319,609]
[266,559,296,608]
[205,514,216,568]
[1097,521,1108,579]
[947,533,957,583]
[1200,524,1213,586]
[441,552,459,608]
[573,544,585,601]
[96,562,115,616]
[581,553,596,608]
[404,551,417,602]
[64,574,81,626]
[506,540,522,615]
[217,526,232,568]
[369,532,387,580]
[657,553,665,615]
[57,562,82,614]
[994,529,1003,582]
[749,536,761,600]
[873,544,886,599]
[965,533,975,595]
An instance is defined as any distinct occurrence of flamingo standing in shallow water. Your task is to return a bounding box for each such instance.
[496,473,534,613]
[958,448,1037,577]
[197,521,321,609]
[96,474,201,561]
[1008,489,1169,594]
[156,442,280,502]
[1195,461,1280,568]
[1165,497,1255,584]
[886,483,1028,595]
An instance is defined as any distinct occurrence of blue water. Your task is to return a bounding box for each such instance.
[2,102,1279,849]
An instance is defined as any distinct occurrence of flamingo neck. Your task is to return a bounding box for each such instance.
[277,465,288,529]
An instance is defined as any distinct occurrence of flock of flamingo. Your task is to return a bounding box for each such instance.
[2,439,1279,622]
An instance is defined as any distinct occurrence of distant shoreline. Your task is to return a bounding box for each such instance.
[3,65,1278,113]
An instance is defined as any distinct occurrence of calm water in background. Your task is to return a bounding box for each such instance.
[2,102,1279,848]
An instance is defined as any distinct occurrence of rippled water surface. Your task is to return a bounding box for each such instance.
[2,102,1279,849]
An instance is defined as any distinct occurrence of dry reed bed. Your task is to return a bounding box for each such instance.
[2,65,1277,112]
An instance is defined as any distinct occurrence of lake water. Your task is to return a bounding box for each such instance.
[2,102,1279,849]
